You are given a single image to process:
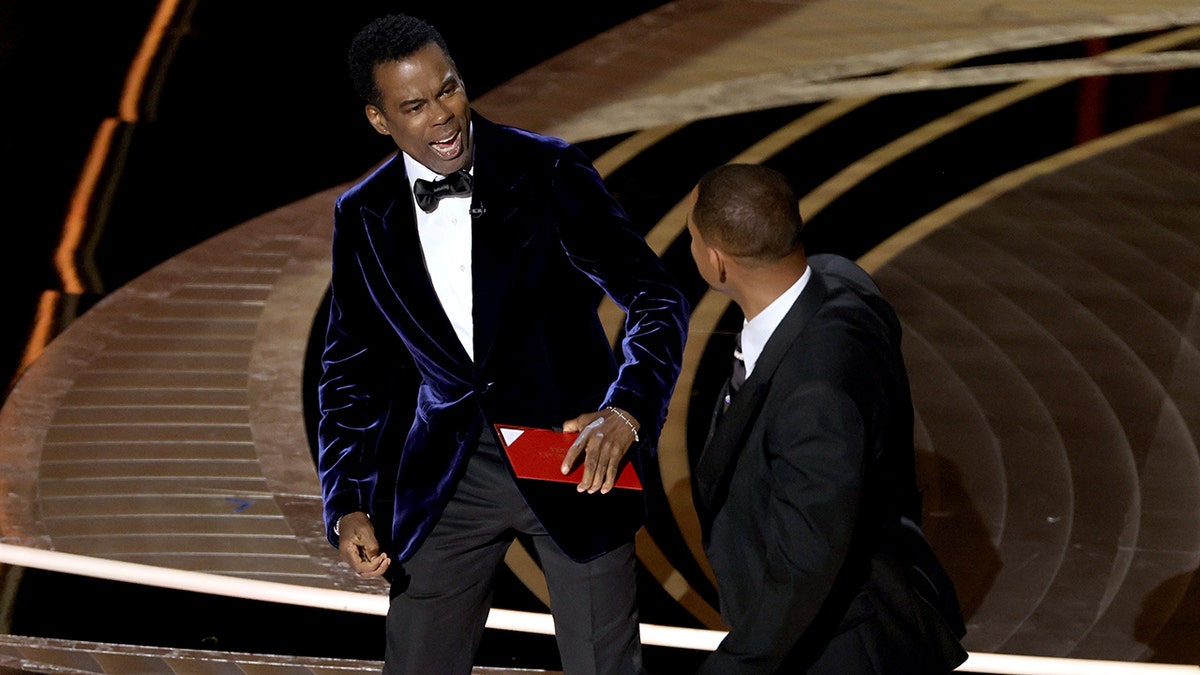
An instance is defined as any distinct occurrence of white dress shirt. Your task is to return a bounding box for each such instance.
[403,152,475,361]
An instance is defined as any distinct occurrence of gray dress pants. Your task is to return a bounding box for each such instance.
[383,433,643,675]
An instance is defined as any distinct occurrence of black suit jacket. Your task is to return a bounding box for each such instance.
[692,254,966,673]
[317,113,690,562]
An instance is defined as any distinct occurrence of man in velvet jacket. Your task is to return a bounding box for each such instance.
[685,164,967,673]
[316,14,689,675]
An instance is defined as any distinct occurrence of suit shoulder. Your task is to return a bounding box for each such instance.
[809,253,881,295]
[489,118,570,149]
[336,153,403,211]
[803,279,905,380]
[488,120,576,162]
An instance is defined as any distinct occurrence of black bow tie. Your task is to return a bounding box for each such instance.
[412,169,473,213]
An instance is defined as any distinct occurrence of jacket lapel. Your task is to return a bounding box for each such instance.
[468,114,526,371]
[693,268,831,515]
[360,156,469,364]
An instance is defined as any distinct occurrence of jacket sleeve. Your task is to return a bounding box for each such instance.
[315,195,390,547]
[548,143,692,444]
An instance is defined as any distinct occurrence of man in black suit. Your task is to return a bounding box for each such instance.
[316,14,690,674]
[685,164,967,673]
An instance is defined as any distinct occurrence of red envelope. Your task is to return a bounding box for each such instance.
[494,424,643,490]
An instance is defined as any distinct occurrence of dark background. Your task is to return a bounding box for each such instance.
[0,1,670,397]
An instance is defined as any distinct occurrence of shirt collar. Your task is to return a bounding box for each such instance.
[741,264,811,378]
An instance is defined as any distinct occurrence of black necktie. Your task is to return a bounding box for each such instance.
[412,169,473,213]
[731,332,746,393]
[723,332,746,413]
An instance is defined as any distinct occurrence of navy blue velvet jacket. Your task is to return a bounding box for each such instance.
[317,113,690,563]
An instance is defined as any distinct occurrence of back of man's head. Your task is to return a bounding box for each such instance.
[693,164,804,262]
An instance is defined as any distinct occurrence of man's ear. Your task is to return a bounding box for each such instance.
[365,105,390,136]
[711,246,727,285]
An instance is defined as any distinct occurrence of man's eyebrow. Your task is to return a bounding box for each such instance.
[397,94,426,108]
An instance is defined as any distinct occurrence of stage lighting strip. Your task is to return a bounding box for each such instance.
[0,543,1195,674]
[548,10,1200,143]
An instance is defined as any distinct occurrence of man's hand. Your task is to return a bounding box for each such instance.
[336,511,390,578]
[561,407,640,494]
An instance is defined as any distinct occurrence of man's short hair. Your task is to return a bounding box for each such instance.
[693,164,804,261]
[347,14,454,108]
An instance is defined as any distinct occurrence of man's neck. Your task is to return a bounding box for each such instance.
[735,255,808,321]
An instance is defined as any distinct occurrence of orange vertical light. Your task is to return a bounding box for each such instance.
[55,118,118,295]
[15,291,63,379]
[55,0,182,295]
[119,0,180,122]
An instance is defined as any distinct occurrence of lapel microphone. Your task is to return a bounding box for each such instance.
[470,204,486,218]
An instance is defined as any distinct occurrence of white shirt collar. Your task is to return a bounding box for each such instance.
[401,152,463,192]
[740,265,811,379]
